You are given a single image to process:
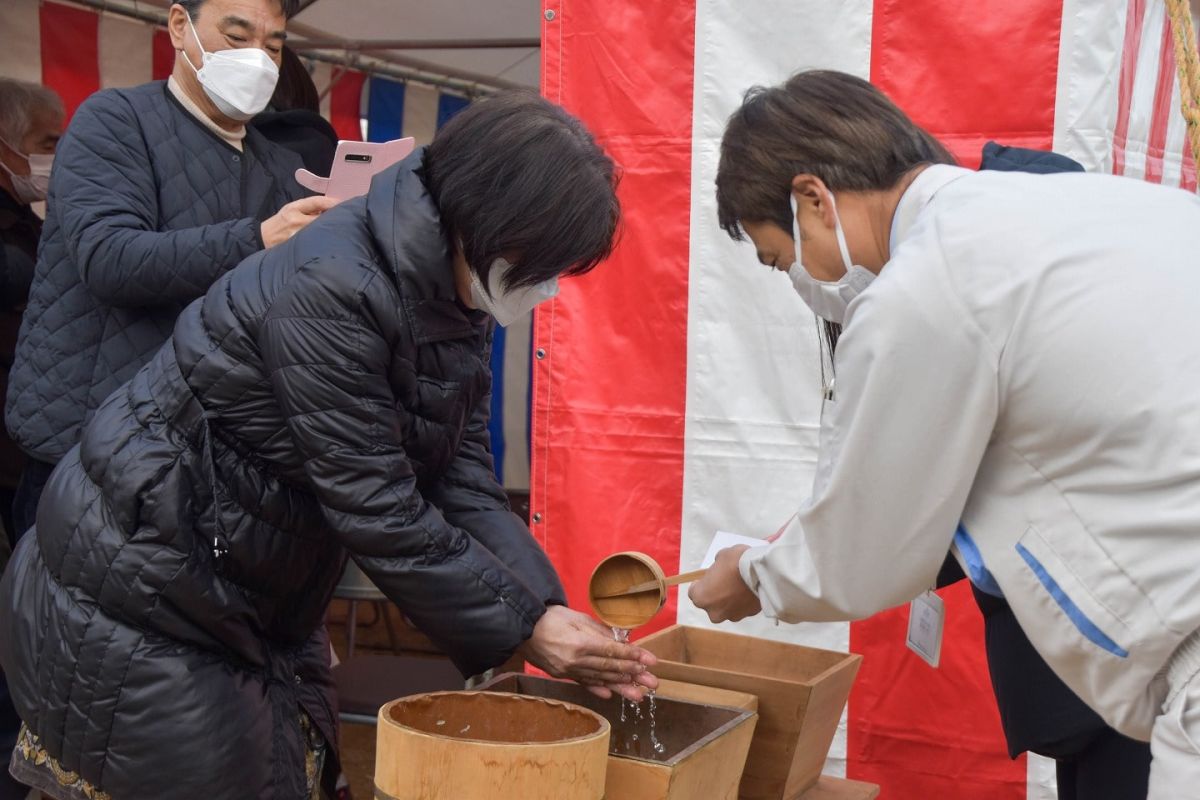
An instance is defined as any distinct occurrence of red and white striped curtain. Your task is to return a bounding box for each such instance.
[531,2,1198,799]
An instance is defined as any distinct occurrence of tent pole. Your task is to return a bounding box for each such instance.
[291,37,541,51]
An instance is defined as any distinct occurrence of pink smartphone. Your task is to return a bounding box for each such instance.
[295,137,416,200]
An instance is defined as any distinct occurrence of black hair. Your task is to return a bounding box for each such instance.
[422,91,621,292]
[270,46,319,112]
[178,0,300,21]
[716,70,954,238]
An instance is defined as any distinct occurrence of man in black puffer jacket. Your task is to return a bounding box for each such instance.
[0,93,658,800]
[5,0,336,536]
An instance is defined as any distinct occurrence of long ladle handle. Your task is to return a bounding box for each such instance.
[662,568,708,588]
[593,568,710,599]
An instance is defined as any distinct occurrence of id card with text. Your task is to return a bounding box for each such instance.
[906,590,944,668]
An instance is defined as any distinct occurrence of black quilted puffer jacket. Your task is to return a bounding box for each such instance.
[0,152,565,799]
[6,81,305,464]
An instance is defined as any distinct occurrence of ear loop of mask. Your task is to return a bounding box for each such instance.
[827,193,855,273]
[791,189,854,275]
[181,13,206,74]
[790,190,840,400]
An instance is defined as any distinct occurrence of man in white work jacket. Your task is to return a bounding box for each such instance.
[689,69,1200,798]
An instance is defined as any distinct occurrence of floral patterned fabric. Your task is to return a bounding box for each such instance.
[10,713,326,800]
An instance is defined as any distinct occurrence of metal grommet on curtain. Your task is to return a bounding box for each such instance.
[544,9,556,21]
[535,348,546,360]
[532,512,543,523]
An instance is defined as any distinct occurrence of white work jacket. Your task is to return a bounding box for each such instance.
[739,164,1200,740]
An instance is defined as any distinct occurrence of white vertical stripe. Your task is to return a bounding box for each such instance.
[402,82,439,145]
[1125,0,1169,179]
[98,15,153,89]
[1052,0,1127,171]
[312,61,333,121]
[0,0,43,84]
[680,0,873,779]
[1161,69,1188,186]
[501,313,532,490]
[1026,753,1058,800]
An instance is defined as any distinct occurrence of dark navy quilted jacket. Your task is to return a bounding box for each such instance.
[0,152,564,799]
[6,81,305,463]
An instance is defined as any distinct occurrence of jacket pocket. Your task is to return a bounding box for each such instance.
[1015,525,1132,658]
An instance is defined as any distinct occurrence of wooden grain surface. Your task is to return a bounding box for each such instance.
[793,776,881,800]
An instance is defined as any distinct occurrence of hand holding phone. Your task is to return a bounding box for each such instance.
[295,137,416,201]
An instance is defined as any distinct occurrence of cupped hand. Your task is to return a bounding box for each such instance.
[518,605,658,701]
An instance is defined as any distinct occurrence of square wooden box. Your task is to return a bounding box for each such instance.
[636,625,862,800]
[481,672,758,800]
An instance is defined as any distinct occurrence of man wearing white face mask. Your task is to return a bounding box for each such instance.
[0,79,62,552]
[690,70,1200,798]
[6,0,337,539]
[0,77,62,800]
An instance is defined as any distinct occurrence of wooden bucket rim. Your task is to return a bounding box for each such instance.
[378,690,612,748]
[479,672,759,766]
[641,625,862,686]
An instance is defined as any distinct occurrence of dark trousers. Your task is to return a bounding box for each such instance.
[0,683,21,800]
[0,488,13,557]
[937,556,1152,800]
[11,457,54,545]
[0,457,55,798]
[1055,727,1152,800]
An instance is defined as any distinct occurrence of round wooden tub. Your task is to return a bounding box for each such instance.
[376,690,610,799]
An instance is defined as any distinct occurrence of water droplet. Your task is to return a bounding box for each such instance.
[648,692,664,757]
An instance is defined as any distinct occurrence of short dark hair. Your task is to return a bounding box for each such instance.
[716,70,954,239]
[422,91,620,292]
[178,0,300,21]
[270,46,319,112]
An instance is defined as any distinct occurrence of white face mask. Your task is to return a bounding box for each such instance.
[787,192,876,323]
[469,258,560,327]
[0,137,52,204]
[182,14,279,122]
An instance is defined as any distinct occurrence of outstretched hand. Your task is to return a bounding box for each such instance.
[518,605,658,701]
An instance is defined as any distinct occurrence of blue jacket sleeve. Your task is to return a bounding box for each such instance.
[53,90,265,309]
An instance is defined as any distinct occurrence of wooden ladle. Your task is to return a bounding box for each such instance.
[587,551,708,629]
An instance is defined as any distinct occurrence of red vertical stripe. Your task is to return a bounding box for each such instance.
[328,69,366,141]
[1114,0,1148,175]
[152,29,176,81]
[857,1,1065,797]
[1183,136,1197,192]
[870,0,1062,168]
[849,585,1024,799]
[533,0,694,630]
[1144,17,1177,183]
[40,2,100,124]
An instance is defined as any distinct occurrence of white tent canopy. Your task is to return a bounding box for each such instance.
[291,0,541,92]
[59,0,542,94]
